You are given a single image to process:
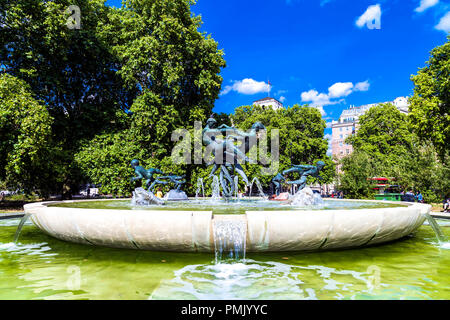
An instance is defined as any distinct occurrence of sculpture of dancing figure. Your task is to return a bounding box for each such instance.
[202,116,267,197]
[203,116,251,196]
[271,173,286,196]
[282,161,325,191]
[130,159,168,192]
[225,121,266,155]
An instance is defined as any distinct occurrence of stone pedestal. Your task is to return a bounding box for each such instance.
[166,189,188,201]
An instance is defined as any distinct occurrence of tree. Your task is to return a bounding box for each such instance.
[342,103,449,202]
[0,74,61,196]
[0,0,129,143]
[347,103,415,167]
[338,152,378,199]
[409,36,450,161]
[1,0,226,196]
[70,0,226,195]
[74,131,144,196]
[0,0,135,196]
[109,0,226,125]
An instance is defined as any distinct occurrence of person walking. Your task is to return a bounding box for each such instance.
[416,192,424,203]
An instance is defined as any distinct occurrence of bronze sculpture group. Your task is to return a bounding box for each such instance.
[131,115,325,200]
[130,159,185,194]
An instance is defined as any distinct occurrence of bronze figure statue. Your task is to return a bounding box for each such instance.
[282,161,325,191]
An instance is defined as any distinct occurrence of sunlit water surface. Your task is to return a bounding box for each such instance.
[1,216,449,300]
[48,199,406,215]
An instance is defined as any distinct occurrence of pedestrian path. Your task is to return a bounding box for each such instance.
[0,212,24,219]
[431,211,450,220]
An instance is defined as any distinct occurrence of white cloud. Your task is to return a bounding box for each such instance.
[354,80,370,92]
[356,4,382,29]
[415,0,439,13]
[328,82,354,98]
[301,89,334,105]
[300,80,370,114]
[220,78,271,96]
[279,96,286,103]
[435,11,450,32]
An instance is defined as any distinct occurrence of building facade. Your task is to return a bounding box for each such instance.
[253,97,283,110]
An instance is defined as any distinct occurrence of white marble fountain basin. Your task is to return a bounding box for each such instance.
[23,199,430,252]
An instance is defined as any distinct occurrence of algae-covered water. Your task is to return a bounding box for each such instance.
[1,217,449,300]
[48,199,407,215]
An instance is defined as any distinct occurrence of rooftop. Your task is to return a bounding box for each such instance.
[253,97,282,104]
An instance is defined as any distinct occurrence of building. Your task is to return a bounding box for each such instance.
[253,97,283,111]
[331,97,410,159]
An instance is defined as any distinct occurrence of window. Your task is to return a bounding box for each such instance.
[340,128,343,132]
[340,135,343,139]
[346,149,350,154]
[339,143,343,147]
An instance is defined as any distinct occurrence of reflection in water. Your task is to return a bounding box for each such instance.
[1,218,450,300]
[48,198,408,215]
[150,260,375,300]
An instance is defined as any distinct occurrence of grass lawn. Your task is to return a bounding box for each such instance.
[0,195,42,213]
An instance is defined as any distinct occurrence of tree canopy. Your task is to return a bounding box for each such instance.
[0,0,226,196]
[409,36,449,161]
[340,103,449,201]
[0,74,61,195]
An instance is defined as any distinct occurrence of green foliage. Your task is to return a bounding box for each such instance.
[393,144,449,202]
[347,103,415,166]
[0,0,130,144]
[341,103,449,202]
[214,112,232,127]
[74,130,145,196]
[409,36,450,161]
[0,74,62,196]
[108,0,226,123]
[0,0,226,196]
[338,152,377,199]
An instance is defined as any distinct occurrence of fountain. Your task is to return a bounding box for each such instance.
[132,187,164,206]
[213,218,247,263]
[195,178,205,199]
[211,175,221,200]
[233,176,239,199]
[288,187,324,207]
[19,116,433,253]
[249,177,266,198]
[13,213,31,244]
[423,212,449,247]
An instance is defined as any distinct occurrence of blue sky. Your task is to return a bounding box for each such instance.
[107,0,449,126]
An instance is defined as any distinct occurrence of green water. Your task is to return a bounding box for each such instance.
[0,217,449,300]
[48,199,407,215]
